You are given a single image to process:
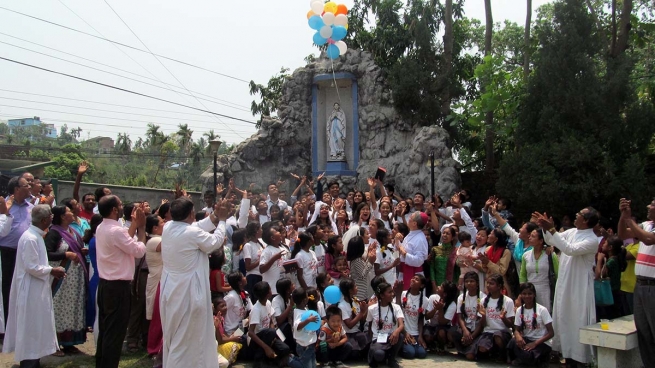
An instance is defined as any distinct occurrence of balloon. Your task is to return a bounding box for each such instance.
[324,285,342,304]
[334,14,348,26]
[308,15,325,31]
[322,12,336,26]
[313,32,328,46]
[327,38,335,44]
[319,25,333,39]
[336,4,348,15]
[307,10,316,19]
[335,40,348,55]
[332,25,347,41]
[310,0,324,15]
[324,1,338,14]
[301,310,321,331]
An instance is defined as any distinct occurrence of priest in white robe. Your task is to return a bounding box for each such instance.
[2,205,66,368]
[535,208,600,366]
[160,197,228,368]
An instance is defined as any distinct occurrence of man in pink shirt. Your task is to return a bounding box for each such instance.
[95,195,146,368]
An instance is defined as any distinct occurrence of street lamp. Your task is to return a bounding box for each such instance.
[209,139,222,201]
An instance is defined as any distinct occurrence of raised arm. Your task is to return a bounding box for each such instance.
[73,161,89,203]
[620,199,655,245]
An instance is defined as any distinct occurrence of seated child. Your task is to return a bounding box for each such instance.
[318,306,352,368]
[424,280,458,353]
[507,283,554,367]
[293,287,319,368]
[248,281,293,368]
[367,282,405,368]
[213,298,243,368]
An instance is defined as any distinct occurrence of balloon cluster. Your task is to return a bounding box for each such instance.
[307,1,349,59]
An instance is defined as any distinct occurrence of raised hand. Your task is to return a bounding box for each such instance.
[367,177,375,188]
[0,197,7,215]
[78,160,89,175]
[532,211,554,230]
[289,172,301,181]
[133,204,146,228]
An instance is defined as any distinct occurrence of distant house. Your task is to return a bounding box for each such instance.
[83,136,115,154]
[7,117,57,139]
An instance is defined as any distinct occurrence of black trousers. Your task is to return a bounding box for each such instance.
[126,270,149,345]
[0,247,17,324]
[96,279,131,368]
[634,280,655,368]
[19,359,40,368]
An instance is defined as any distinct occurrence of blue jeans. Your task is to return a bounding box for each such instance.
[402,335,427,359]
[296,344,317,368]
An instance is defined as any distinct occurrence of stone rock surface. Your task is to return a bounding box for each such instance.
[201,50,460,198]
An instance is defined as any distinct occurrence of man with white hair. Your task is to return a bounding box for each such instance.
[398,211,429,289]
[3,205,66,368]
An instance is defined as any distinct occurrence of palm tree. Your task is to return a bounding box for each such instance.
[116,132,132,154]
[146,123,162,149]
[176,124,193,155]
[189,141,204,165]
[483,0,494,173]
[203,130,220,154]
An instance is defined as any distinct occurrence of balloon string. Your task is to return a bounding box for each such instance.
[330,56,342,104]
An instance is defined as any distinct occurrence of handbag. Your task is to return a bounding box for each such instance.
[594,262,614,307]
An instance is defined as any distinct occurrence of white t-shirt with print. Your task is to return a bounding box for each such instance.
[272,295,290,318]
[338,299,362,334]
[514,303,552,341]
[456,292,487,331]
[224,290,252,335]
[259,245,284,294]
[400,290,428,336]
[425,294,456,327]
[482,295,515,333]
[293,308,319,347]
[375,246,397,285]
[366,302,404,337]
[243,240,265,276]
[250,300,275,334]
[314,243,326,274]
[295,249,318,288]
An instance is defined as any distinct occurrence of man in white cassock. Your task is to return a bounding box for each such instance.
[2,205,66,368]
[535,207,600,368]
[160,197,228,368]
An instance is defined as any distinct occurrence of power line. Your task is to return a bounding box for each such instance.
[0,39,251,112]
[0,31,250,109]
[0,5,251,83]
[100,0,247,140]
[0,56,258,125]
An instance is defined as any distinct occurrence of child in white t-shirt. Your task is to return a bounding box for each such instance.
[223,271,252,336]
[374,228,400,286]
[293,287,319,368]
[424,280,459,353]
[399,274,429,360]
[248,281,292,368]
[448,271,487,360]
[366,282,404,368]
[507,282,554,366]
[475,273,515,360]
[292,233,318,289]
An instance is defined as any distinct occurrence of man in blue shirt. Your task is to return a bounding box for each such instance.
[0,176,34,323]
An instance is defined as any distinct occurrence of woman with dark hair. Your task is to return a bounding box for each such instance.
[520,229,559,313]
[145,215,164,320]
[480,228,515,298]
[243,222,264,300]
[347,236,377,301]
[83,214,102,334]
[157,202,172,222]
[309,202,339,234]
[45,205,88,354]
[61,198,90,238]
[429,227,457,293]
[351,202,372,228]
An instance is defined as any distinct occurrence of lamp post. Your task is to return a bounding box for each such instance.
[429,150,435,198]
[209,139,222,201]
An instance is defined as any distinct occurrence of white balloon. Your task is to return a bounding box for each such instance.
[310,1,324,15]
[319,25,333,39]
[336,40,348,55]
[322,12,336,26]
[334,14,348,26]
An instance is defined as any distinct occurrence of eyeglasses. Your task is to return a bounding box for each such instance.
[19,184,31,188]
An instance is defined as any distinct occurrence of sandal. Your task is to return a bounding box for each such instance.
[51,350,65,357]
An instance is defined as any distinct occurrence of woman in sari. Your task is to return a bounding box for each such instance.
[45,205,88,355]
[429,227,457,292]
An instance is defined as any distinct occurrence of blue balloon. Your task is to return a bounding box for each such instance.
[324,285,342,304]
[313,32,328,46]
[308,15,325,31]
[326,44,340,60]
[301,310,321,331]
[332,26,347,41]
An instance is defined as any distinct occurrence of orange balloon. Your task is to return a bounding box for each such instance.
[307,10,315,19]
[335,4,348,15]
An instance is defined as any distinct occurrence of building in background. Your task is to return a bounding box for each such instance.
[82,136,115,154]
[7,116,57,139]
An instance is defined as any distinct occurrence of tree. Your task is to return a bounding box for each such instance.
[483,0,495,173]
[44,144,91,181]
[176,123,193,155]
[441,0,454,117]
[203,130,220,154]
[524,0,532,80]
[115,132,132,154]
[249,68,290,128]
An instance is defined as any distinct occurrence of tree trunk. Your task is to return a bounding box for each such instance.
[611,0,617,56]
[614,0,633,57]
[441,0,454,117]
[484,0,494,173]
[524,0,532,81]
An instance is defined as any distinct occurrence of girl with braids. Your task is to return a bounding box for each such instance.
[376,201,394,231]
[507,283,554,367]
[242,222,265,302]
[337,278,370,358]
[448,271,486,360]
[375,228,401,286]
[259,224,288,295]
[366,282,405,368]
[293,232,318,289]
[325,235,345,281]
[476,273,516,360]
[306,287,326,320]
[400,275,428,360]
[272,279,296,354]
[306,224,328,274]
[316,272,333,307]
[424,281,459,354]
[223,271,253,336]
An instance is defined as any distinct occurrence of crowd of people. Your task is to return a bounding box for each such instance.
[0,162,654,368]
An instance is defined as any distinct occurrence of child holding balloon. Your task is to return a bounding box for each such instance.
[293,287,320,368]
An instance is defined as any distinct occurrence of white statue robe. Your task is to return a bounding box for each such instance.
[2,225,58,361]
[544,227,598,363]
[160,217,226,368]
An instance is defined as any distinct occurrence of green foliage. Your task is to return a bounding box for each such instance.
[44,144,91,181]
[497,0,655,219]
[249,67,290,128]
